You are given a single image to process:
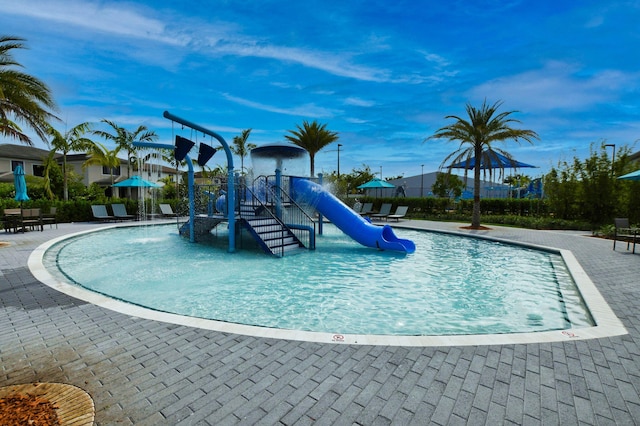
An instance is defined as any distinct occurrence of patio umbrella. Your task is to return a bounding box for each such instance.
[357,177,395,198]
[112,175,160,188]
[447,151,536,170]
[13,165,29,204]
[357,177,395,189]
[617,169,640,181]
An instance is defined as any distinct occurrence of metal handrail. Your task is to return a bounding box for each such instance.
[237,182,297,257]
[267,184,316,250]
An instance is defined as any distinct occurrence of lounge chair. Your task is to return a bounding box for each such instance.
[370,203,392,221]
[358,203,374,216]
[112,203,136,221]
[387,206,409,222]
[159,203,177,217]
[613,217,638,254]
[91,205,115,222]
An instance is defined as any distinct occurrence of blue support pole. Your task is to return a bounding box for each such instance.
[275,168,282,220]
[161,111,236,253]
[317,173,323,235]
[134,111,236,252]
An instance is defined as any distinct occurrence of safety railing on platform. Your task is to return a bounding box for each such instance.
[266,184,316,250]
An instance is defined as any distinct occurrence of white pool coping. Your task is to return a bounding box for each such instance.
[28,223,627,347]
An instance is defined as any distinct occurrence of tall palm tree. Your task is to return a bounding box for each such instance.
[94,119,158,179]
[83,142,122,189]
[428,100,539,228]
[231,128,256,175]
[48,122,94,201]
[285,120,339,177]
[0,35,58,145]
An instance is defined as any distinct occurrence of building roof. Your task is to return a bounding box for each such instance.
[0,143,60,161]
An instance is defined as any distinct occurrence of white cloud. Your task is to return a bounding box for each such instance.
[0,0,189,46]
[344,97,376,107]
[469,61,639,112]
[222,93,342,118]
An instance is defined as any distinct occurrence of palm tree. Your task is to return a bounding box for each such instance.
[83,142,122,189]
[48,122,94,201]
[231,128,256,175]
[0,35,58,145]
[94,119,158,179]
[428,100,539,228]
[285,120,339,177]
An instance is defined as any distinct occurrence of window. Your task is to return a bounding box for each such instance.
[11,160,24,171]
[33,164,45,177]
[102,165,121,176]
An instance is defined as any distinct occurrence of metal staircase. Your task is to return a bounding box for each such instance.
[238,186,307,257]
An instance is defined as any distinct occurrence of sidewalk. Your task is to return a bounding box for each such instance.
[1,221,639,425]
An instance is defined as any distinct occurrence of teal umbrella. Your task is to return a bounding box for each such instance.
[618,169,640,181]
[112,175,160,188]
[13,165,29,203]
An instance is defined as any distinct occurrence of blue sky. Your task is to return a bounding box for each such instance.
[1,0,639,179]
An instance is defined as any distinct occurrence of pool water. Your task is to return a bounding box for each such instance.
[44,224,593,336]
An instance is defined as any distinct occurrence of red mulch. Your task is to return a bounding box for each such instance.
[0,393,60,426]
[459,225,493,230]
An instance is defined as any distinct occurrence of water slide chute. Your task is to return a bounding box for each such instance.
[292,178,415,253]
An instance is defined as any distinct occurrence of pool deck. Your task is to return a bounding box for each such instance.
[1,220,639,425]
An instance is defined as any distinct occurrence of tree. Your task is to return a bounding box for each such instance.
[83,142,122,191]
[428,100,539,228]
[94,119,158,179]
[285,120,339,177]
[0,35,58,145]
[432,172,465,198]
[48,122,94,201]
[231,128,256,175]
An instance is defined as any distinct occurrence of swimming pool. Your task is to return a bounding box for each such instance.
[41,223,594,339]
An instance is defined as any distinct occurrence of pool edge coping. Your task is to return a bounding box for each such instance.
[27,222,628,347]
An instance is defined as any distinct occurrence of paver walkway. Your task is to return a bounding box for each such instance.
[1,221,639,425]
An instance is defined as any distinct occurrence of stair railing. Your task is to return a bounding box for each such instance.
[237,182,299,257]
[267,184,316,250]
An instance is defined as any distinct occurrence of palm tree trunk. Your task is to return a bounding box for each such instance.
[472,149,482,228]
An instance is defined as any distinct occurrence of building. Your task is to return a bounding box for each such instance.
[0,143,177,197]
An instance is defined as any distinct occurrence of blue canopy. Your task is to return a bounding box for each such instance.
[448,151,536,170]
[112,175,160,188]
[13,165,29,202]
[357,178,395,189]
[618,169,640,181]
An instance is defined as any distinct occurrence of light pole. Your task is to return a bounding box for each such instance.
[605,143,616,176]
[420,164,424,197]
[337,143,342,179]
[379,166,382,179]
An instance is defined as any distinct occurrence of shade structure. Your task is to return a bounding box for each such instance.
[357,177,395,198]
[618,169,640,181]
[447,151,536,170]
[13,165,29,202]
[112,175,160,188]
[357,178,395,189]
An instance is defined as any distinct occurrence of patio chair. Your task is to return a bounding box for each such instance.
[42,207,58,229]
[91,205,115,222]
[358,203,374,216]
[2,208,22,233]
[613,218,638,254]
[22,208,44,232]
[370,203,392,221]
[387,206,409,222]
[111,203,136,221]
[159,204,177,217]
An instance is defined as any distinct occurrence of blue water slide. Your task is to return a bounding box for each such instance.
[292,178,415,253]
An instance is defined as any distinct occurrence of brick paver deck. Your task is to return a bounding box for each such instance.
[1,221,639,425]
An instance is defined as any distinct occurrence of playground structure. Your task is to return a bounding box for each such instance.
[134,111,415,256]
